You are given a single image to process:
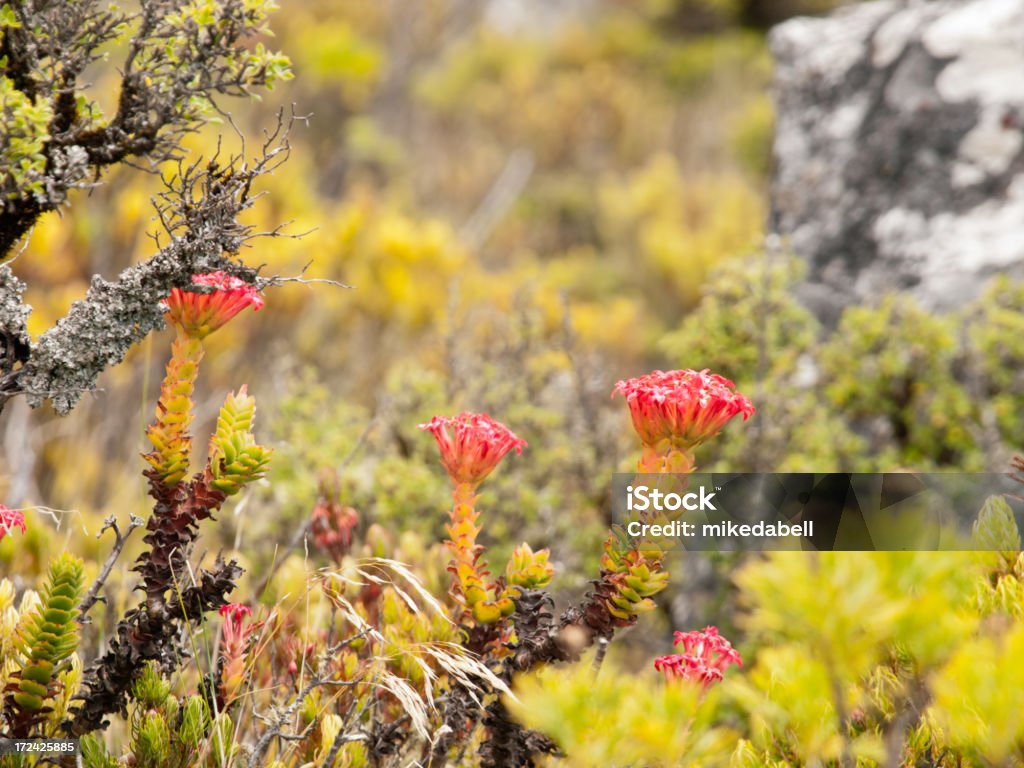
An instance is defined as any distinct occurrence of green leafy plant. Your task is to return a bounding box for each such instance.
[1,553,84,740]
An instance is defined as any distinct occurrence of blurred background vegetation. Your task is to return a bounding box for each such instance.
[4,0,1024,722]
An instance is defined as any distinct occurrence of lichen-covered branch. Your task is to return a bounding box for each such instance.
[0,124,292,415]
[0,267,31,383]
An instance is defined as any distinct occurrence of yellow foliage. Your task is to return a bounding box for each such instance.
[737,552,978,681]
[727,644,884,764]
[598,154,763,309]
[335,200,469,329]
[509,655,738,767]
[929,620,1024,765]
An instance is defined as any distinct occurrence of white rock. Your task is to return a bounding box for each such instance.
[771,0,1024,321]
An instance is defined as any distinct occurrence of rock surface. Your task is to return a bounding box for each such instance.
[770,0,1024,322]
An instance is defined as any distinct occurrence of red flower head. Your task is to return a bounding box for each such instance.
[614,369,754,450]
[218,602,258,705]
[165,271,264,339]
[419,412,526,486]
[0,505,26,541]
[311,491,359,566]
[654,625,742,687]
[219,602,252,633]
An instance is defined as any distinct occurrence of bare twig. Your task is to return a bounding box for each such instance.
[258,259,351,291]
[322,729,370,768]
[77,514,145,620]
[558,292,607,478]
[1010,455,1024,500]
[246,635,368,768]
[0,226,34,268]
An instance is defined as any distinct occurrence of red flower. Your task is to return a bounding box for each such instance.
[0,505,26,541]
[419,412,526,486]
[165,271,264,339]
[218,602,258,705]
[614,369,754,449]
[219,602,252,632]
[311,487,359,565]
[654,625,742,687]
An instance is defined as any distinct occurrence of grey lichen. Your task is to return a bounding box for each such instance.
[20,248,256,414]
[0,265,31,373]
[0,125,291,415]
